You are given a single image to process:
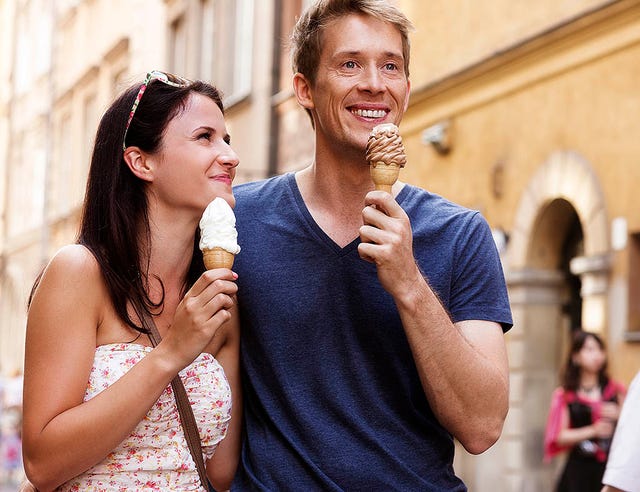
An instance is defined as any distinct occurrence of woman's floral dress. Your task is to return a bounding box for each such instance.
[57,343,232,491]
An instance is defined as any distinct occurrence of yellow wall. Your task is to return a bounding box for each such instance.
[400,0,613,86]
[397,2,640,389]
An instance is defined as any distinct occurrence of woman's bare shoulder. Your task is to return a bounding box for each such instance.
[32,244,104,306]
[26,244,108,350]
[49,244,100,272]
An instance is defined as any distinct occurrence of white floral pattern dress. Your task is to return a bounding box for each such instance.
[57,343,232,491]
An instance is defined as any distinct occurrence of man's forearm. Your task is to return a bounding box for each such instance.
[397,280,509,453]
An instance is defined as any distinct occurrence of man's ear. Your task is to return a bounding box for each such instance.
[403,79,411,113]
[123,147,154,182]
[293,72,315,111]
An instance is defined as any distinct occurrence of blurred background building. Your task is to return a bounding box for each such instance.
[1,0,639,490]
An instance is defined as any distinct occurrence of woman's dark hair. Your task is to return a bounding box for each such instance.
[561,330,610,391]
[70,77,224,332]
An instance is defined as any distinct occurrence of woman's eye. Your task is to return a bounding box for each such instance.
[198,132,212,141]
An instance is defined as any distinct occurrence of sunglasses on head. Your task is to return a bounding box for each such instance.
[122,70,192,151]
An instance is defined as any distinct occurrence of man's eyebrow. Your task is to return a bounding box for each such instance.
[332,49,403,59]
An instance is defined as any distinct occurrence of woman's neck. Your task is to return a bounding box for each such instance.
[579,372,600,392]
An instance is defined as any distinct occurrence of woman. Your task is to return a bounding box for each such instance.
[21,71,241,491]
[544,330,626,492]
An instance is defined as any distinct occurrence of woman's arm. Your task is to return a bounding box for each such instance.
[555,404,614,448]
[206,305,242,491]
[22,245,182,490]
[22,245,238,491]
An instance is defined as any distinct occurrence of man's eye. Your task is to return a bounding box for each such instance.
[385,63,398,71]
[344,61,356,69]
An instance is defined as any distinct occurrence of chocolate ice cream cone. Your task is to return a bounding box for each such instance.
[365,123,406,193]
[370,162,401,193]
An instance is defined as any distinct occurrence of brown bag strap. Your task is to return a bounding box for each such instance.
[135,303,210,491]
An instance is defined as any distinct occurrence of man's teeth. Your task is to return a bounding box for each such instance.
[352,109,386,118]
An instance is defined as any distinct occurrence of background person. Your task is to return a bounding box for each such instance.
[21,71,242,491]
[601,370,640,492]
[231,0,512,489]
[544,330,626,492]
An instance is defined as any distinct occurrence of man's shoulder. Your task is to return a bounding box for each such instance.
[403,184,472,210]
[234,173,290,199]
[233,173,294,221]
[402,184,482,226]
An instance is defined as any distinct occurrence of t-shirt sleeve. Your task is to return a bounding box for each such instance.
[602,373,640,491]
[448,211,513,331]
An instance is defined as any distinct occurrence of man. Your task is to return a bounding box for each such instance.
[601,370,640,492]
[232,0,512,489]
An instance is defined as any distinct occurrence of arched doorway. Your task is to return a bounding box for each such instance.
[519,198,584,490]
[502,151,610,490]
[528,197,583,331]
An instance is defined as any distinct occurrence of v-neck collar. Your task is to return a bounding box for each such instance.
[285,173,409,257]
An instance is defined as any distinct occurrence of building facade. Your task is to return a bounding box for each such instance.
[1,0,639,490]
[392,1,640,489]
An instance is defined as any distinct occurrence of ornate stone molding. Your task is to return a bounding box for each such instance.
[508,150,609,269]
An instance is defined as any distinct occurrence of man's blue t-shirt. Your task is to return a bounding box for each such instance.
[231,173,512,491]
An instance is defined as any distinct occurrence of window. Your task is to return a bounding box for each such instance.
[13,0,53,93]
[628,232,640,339]
[52,112,72,217]
[8,130,45,235]
[170,14,188,77]
[276,0,314,93]
[112,68,129,98]
[200,0,254,106]
[81,93,97,192]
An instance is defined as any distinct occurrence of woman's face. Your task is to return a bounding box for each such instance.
[149,92,239,213]
[574,335,606,374]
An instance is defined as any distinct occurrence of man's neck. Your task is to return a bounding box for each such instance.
[294,150,404,247]
[294,155,369,247]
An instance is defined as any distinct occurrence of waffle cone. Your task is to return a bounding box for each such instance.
[370,162,401,193]
[203,247,235,270]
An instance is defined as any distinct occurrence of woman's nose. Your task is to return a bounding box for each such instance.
[220,144,240,169]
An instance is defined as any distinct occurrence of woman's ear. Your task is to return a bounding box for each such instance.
[293,72,315,111]
[123,147,154,182]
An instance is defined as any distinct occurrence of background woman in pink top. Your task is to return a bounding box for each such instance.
[545,330,626,492]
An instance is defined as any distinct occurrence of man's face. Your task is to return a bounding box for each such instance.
[306,13,410,157]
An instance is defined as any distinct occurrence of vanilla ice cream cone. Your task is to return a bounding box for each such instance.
[203,247,235,270]
[365,123,407,193]
[199,198,241,270]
